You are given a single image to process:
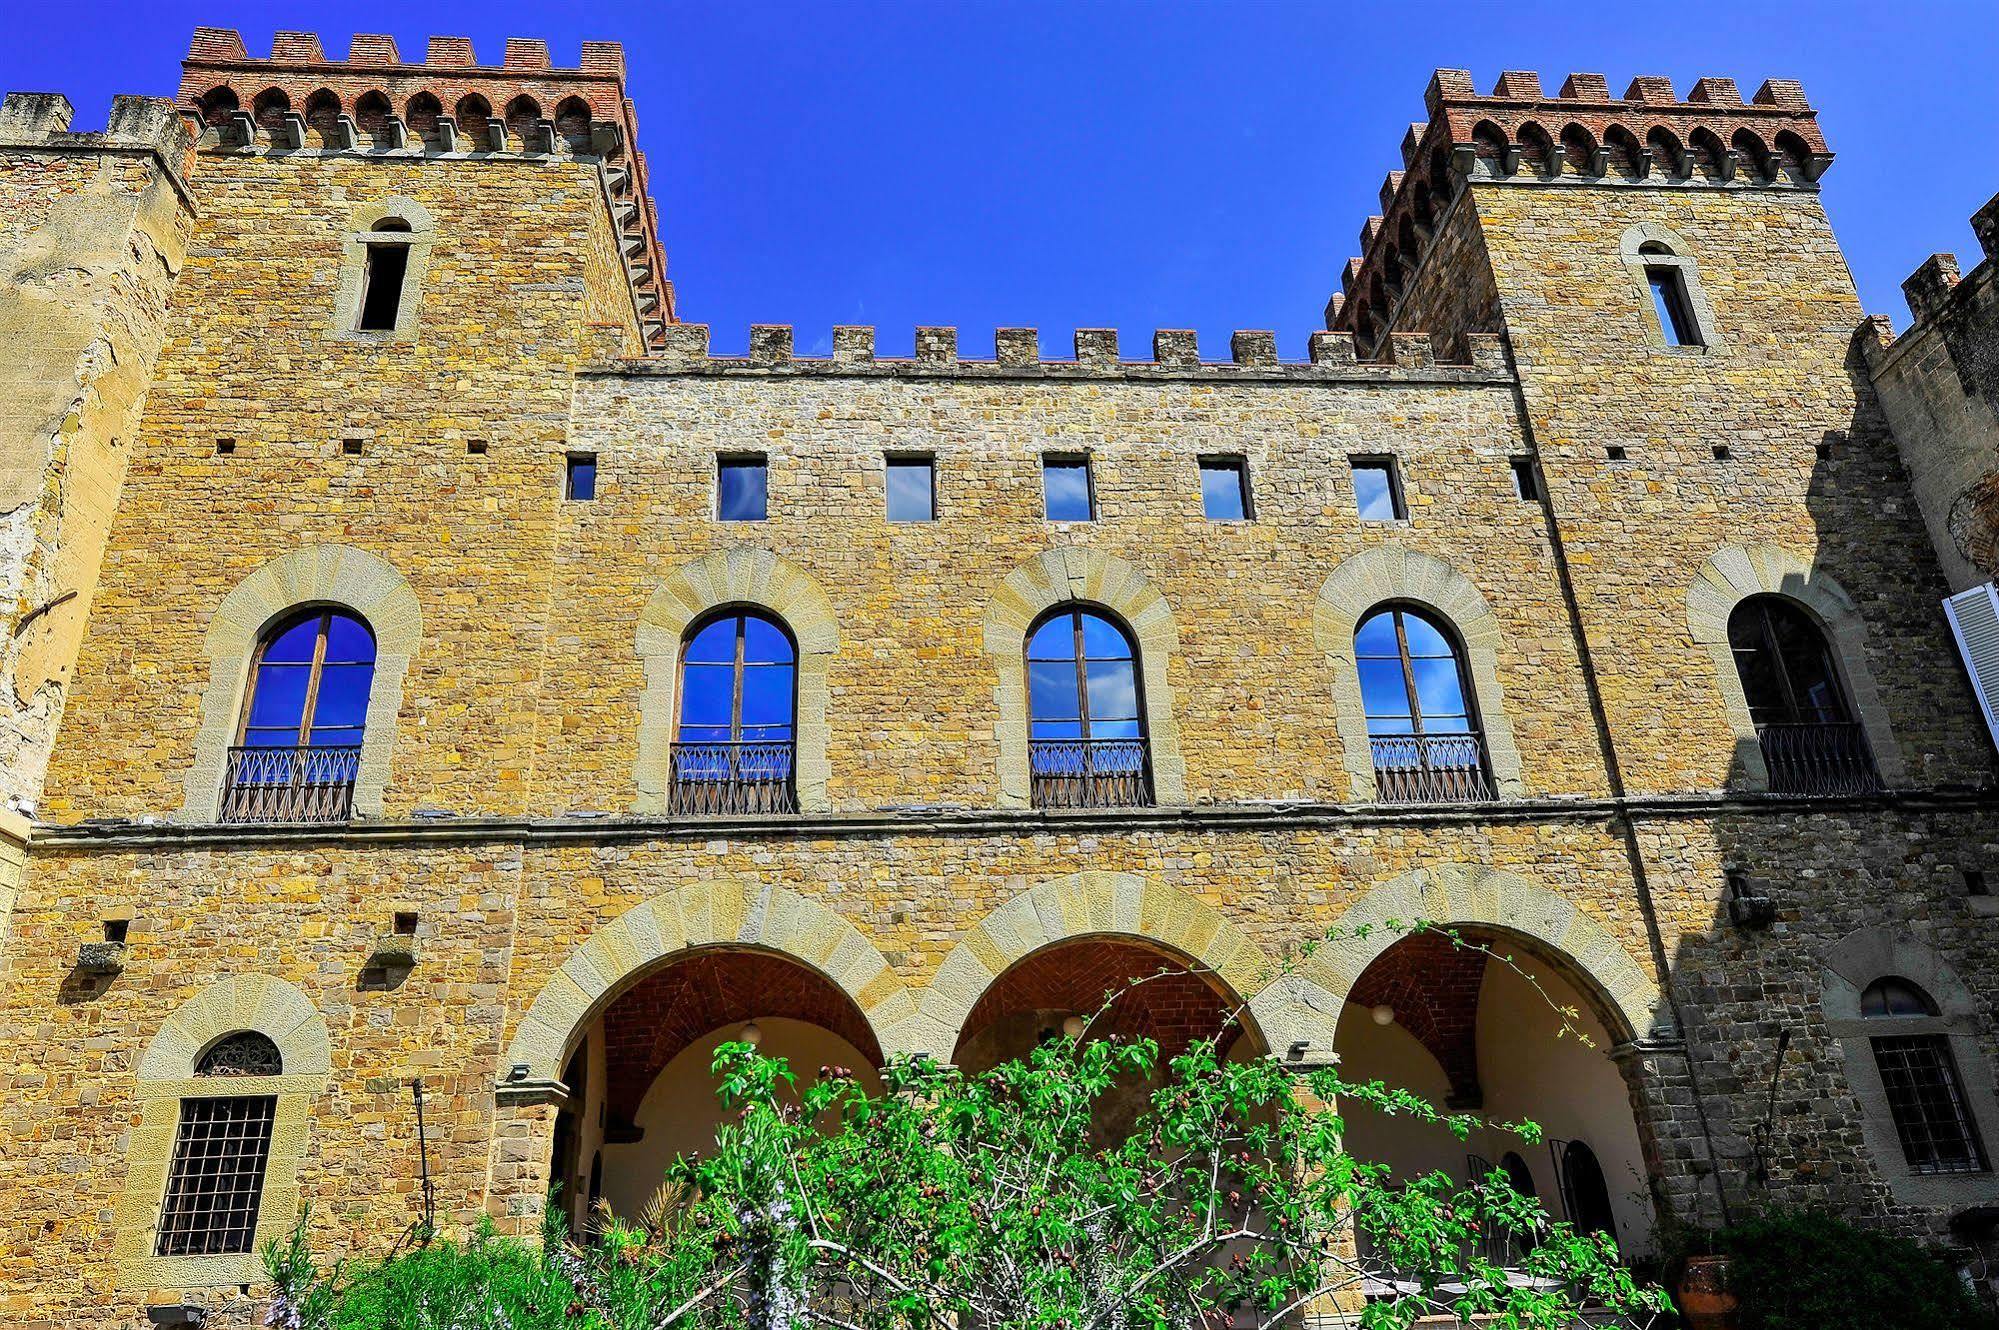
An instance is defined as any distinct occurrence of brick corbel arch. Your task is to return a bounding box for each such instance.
[116,975,331,1288]
[910,869,1281,1063]
[1684,543,1907,788]
[500,880,910,1084]
[1312,546,1526,799]
[982,548,1185,807]
[181,544,423,820]
[1308,864,1661,1044]
[633,547,840,813]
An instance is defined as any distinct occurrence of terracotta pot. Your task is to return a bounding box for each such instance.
[1675,1253,1738,1330]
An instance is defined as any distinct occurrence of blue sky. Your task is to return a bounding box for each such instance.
[8,2,1995,357]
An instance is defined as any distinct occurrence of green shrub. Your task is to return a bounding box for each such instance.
[1718,1210,1990,1330]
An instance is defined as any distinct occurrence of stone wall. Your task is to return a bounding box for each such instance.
[1864,193,1999,593]
[0,95,193,818]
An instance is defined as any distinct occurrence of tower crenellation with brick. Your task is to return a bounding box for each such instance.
[2,31,1999,1327]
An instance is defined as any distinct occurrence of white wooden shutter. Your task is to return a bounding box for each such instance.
[1943,583,1999,753]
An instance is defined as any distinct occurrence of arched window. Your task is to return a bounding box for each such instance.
[671,609,798,814]
[1638,240,1701,348]
[1727,595,1878,793]
[1555,1140,1618,1245]
[1025,606,1150,808]
[222,609,375,822]
[1354,605,1492,802]
[156,1031,281,1257]
[1859,976,1987,1175]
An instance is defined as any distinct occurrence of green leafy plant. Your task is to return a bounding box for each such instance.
[1716,1210,1990,1330]
[265,924,1671,1329]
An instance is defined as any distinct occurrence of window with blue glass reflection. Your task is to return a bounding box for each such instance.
[1042,456,1095,522]
[1354,605,1475,738]
[677,610,797,745]
[717,456,768,522]
[1026,607,1143,743]
[239,610,377,750]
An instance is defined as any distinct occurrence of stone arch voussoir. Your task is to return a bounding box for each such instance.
[914,869,1278,1064]
[501,881,909,1084]
[181,544,423,820]
[982,548,1185,806]
[1684,542,1905,787]
[1312,545,1525,799]
[1306,864,1661,1044]
[137,973,332,1081]
[634,548,841,812]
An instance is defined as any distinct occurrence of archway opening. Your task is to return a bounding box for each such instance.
[1333,927,1656,1273]
[954,936,1261,1139]
[552,947,883,1229]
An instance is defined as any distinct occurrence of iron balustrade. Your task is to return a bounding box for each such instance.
[1369,732,1495,803]
[668,741,798,815]
[1028,737,1152,809]
[1755,720,1881,796]
[219,745,361,823]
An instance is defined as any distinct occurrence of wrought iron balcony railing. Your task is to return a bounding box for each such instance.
[1756,720,1882,796]
[1370,732,1496,804]
[219,745,361,824]
[668,741,798,815]
[1028,737,1152,809]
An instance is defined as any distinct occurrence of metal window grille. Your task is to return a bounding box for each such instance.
[1871,1034,1989,1175]
[1028,737,1152,809]
[667,740,798,814]
[155,1095,277,1256]
[195,1031,282,1078]
[219,745,361,823]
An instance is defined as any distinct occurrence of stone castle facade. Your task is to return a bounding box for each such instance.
[1,26,1997,1327]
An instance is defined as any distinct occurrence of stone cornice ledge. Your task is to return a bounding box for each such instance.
[29,787,1998,852]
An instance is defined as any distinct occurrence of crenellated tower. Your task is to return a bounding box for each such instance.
[176,26,673,343]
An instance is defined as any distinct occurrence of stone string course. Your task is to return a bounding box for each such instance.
[0,39,1997,1326]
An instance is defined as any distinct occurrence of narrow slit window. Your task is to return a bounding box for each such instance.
[565,454,597,502]
[1350,456,1406,522]
[718,455,768,522]
[885,455,935,522]
[1043,455,1094,522]
[1509,457,1538,501]
[1199,456,1252,521]
[1647,265,1702,348]
[357,223,412,332]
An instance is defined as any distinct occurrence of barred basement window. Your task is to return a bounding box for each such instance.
[1862,977,1989,1176]
[156,1032,283,1257]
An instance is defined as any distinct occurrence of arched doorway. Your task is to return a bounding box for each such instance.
[551,947,884,1228]
[953,936,1262,1139]
[1333,927,1655,1265]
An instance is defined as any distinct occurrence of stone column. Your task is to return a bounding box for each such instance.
[1288,1066,1368,1330]
[488,1087,563,1238]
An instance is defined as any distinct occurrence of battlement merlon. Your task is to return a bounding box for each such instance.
[1330,69,1833,345]
[0,94,194,198]
[584,325,1512,383]
[1863,191,1999,364]
[175,28,671,341]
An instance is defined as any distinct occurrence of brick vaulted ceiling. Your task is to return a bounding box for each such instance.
[956,938,1243,1063]
[600,948,882,1125]
[1347,929,1493,1107]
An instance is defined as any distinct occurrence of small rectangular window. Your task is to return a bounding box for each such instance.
[1647,266,1702,348]
[718,455,768,521]
[358,243,409,332]
[155,1095,278,1256]
[103,919,129,944]
[1712,444,1732,462]
[1965,868,1989,897]
[214,438,235,456]
[1043,455,1095,522]
[467,439,488,456]
[565,454,597,502]
[1509,456,1538,501]
[1349,456,1406,522]
[885,455,935,522]
[342,438,365,457]
[1199,456,1252,521]
[1606,445,1628,462]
